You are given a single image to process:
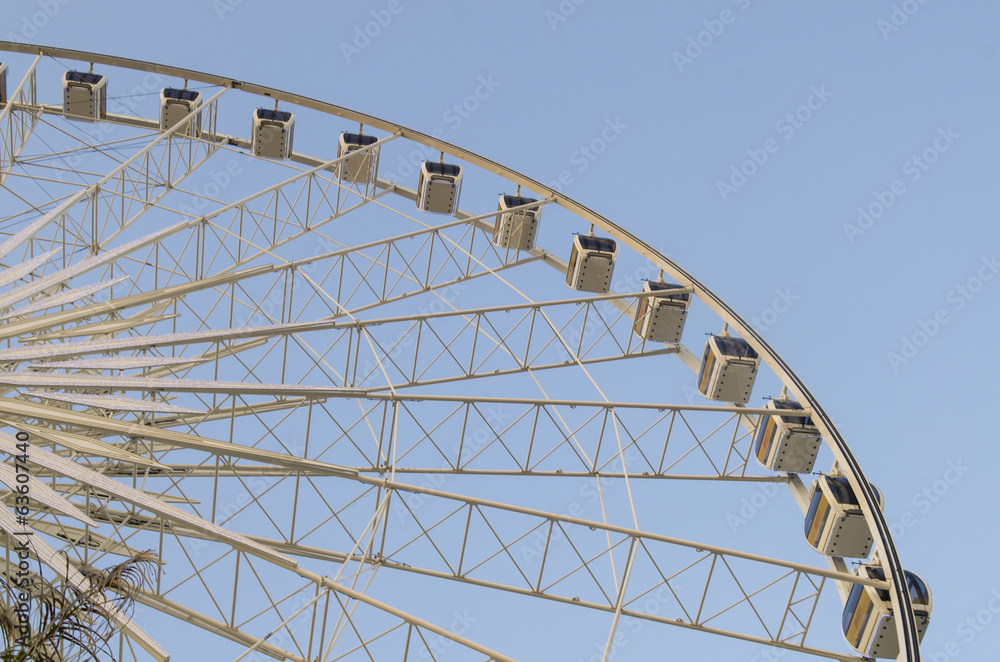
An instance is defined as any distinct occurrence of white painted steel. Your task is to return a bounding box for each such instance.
[0,42,923,662]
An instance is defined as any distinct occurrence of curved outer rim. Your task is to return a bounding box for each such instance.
[0,40,920,661]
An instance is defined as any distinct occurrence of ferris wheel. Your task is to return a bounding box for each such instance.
[0,43,930,661]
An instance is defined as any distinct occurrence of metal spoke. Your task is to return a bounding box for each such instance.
[0,42,919,662]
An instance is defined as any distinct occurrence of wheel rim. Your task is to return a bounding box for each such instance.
[0,42,922,661]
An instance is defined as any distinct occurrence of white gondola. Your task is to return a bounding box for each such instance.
[632,280,690,343]
[493,194,541,251]
[416,161,463,215]
[803,475,882,558]
[62,71,107,121]
[843,564,931,658]
[0,63,7,105]
[696,335,760,403]
[566,234,618,293]
[252,108,294,159]
[337,132,379,184]
[754,398,822,473]
[159,88,202,136]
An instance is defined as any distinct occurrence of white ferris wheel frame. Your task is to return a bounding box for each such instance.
[0,41,922,662]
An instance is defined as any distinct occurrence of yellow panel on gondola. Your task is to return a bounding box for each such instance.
[754,398,822,473]
[632,281,690,343]
[63,71,107,122]
[842,564,932,658]
[696,335,760,404]
[566,234,618,293]
[493,194,541,252]
[416,161,463,215]
[803,476,881,558]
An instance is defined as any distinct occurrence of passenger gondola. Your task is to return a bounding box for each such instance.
[63,71,107,121]
[842,564,932,658]
[416,161,463,214]
[566,234,618,293]
[0,63,7,105]
[252,108,294,159]
[632,280,690,343]
[754,397,822,473]
[159,88,202,136]
[337,132,379,184]
[803,475,882,558]
[493,194,541,251]
[696,335,760,403]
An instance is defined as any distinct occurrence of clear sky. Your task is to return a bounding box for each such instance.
[1,1,997,660]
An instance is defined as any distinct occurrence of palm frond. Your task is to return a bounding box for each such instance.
[0,550,158,662]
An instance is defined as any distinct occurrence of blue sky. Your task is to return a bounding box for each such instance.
[1,0,997,660]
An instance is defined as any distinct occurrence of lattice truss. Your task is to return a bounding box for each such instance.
[0,54,879,661]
